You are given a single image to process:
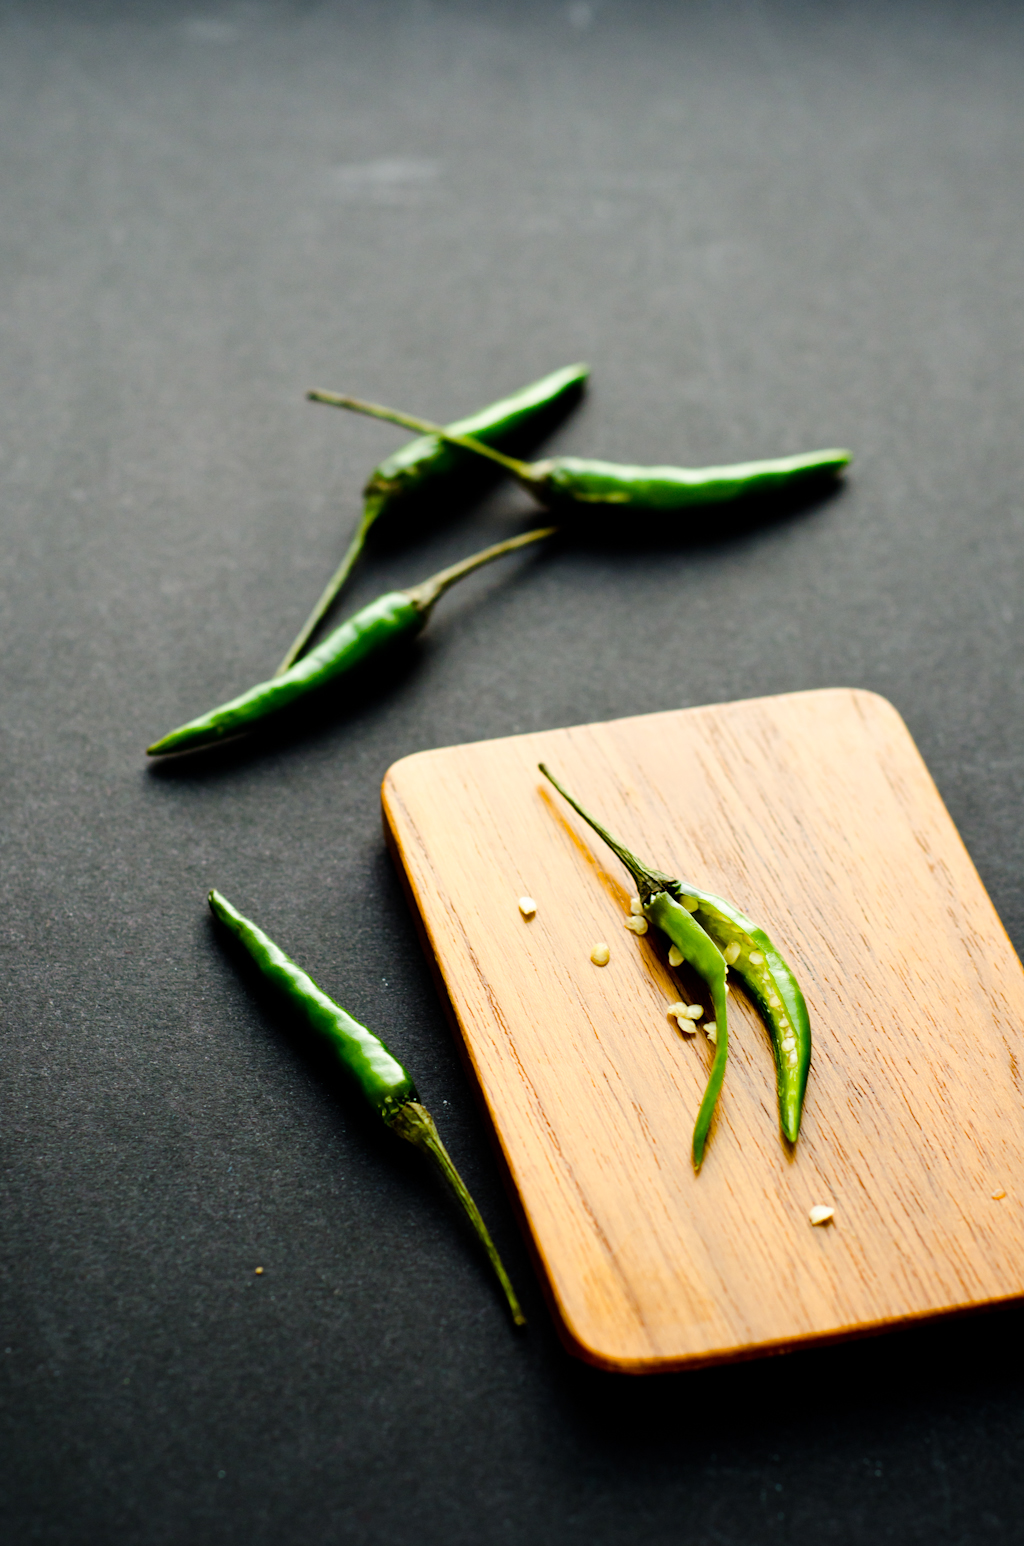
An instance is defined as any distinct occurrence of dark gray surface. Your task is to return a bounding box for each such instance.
[2,2,1024,1541]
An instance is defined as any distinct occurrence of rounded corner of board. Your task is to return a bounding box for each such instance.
[553,1324,734,1377]
[544,1303,712,1377]
[381,746,434,803]
[783,686,913,741]
[551,1322,650,1376]
[841,685,906,723]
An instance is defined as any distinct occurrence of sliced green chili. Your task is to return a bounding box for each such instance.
[208,889,525,1326]
[147,526,554,756]
[308,391,850,517]
[644,889,729,1170]
[674,885,811,1147]
[538,764,811,1167]
[277,363,587,674]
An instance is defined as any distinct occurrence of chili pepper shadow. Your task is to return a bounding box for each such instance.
[555,470,848,558]
[362,380,587,554]
[146,628,424,779]
[147,534,555,776]
[208,909,436,1181]
[207,908,530,1304]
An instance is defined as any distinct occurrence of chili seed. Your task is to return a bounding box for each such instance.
[518,896,537,918]
[704,1021,717,1043]
[667,1002,698,1035]
[590,943,610,966]
[808,1206,834,1226]
[992,1189,1007,1200]
[535,761,813,1166]
[629,895,643,915]
[624,916,648,935]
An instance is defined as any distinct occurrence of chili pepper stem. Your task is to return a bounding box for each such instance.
[307,389,538,485]
[538,763,679,904]
[539,765,812,1163]
[388,1100,526,1327]
[406,526,556,614]
[541,766,735,1171]
[209,890,526,1327]
[147,531,557,757]
[273,495,386,676]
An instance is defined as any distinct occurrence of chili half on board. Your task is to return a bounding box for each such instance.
[276,363,587,674]
[208,889,525,1326]
[308,391,851,517]
[147,527,553,757]
[539,765,811,1171]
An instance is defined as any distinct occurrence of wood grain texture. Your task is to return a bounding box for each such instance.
[381,689,1024,1373]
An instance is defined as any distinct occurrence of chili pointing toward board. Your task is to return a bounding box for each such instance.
[538,764,811,1169]
[276,363,587,674]
[147,526,554,756]
[208,889,525,1326]
[307,390,850,516]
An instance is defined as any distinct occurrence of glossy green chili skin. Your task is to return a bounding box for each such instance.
[531,448,849,511]
[150,591,422,755]
[680,885,810,1144]
[645,891,729,1169]
[209,888,416,1119]
[148,526,554,757]
[307,391,850,517]
[208,889,525,1326]
[538,764,811,1164]
[364,363,588,511]
[277,364,587,675]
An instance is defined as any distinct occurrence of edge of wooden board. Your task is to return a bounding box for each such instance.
[381,687,1024,1374]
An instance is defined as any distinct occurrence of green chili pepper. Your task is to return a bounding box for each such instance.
[307,392,850,517]
[147,526,554,757]
[669,886,811,1148]
[276,363,588,674]
[538,764,811,1168]
[208,889,525,1326]
[643,889,729,1170]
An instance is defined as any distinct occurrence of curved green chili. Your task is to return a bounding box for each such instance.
[277,363,587,674]
[147,526,554,756]
[644,890,728,1169]
[538,764,811,1165]
[307,391,850,517]
[208,889,525,1325]
[677,885,810,1145]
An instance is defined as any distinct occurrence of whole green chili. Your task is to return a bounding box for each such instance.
[277,363,587,675]
[307,391,850,517]
[539,764,811,1168]
[147,525,554,756]
[208,889,525,1326]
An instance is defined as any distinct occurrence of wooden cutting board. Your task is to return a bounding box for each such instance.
[381,689,1024,1373]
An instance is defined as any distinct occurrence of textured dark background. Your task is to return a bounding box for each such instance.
[3,2,1024,1541]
